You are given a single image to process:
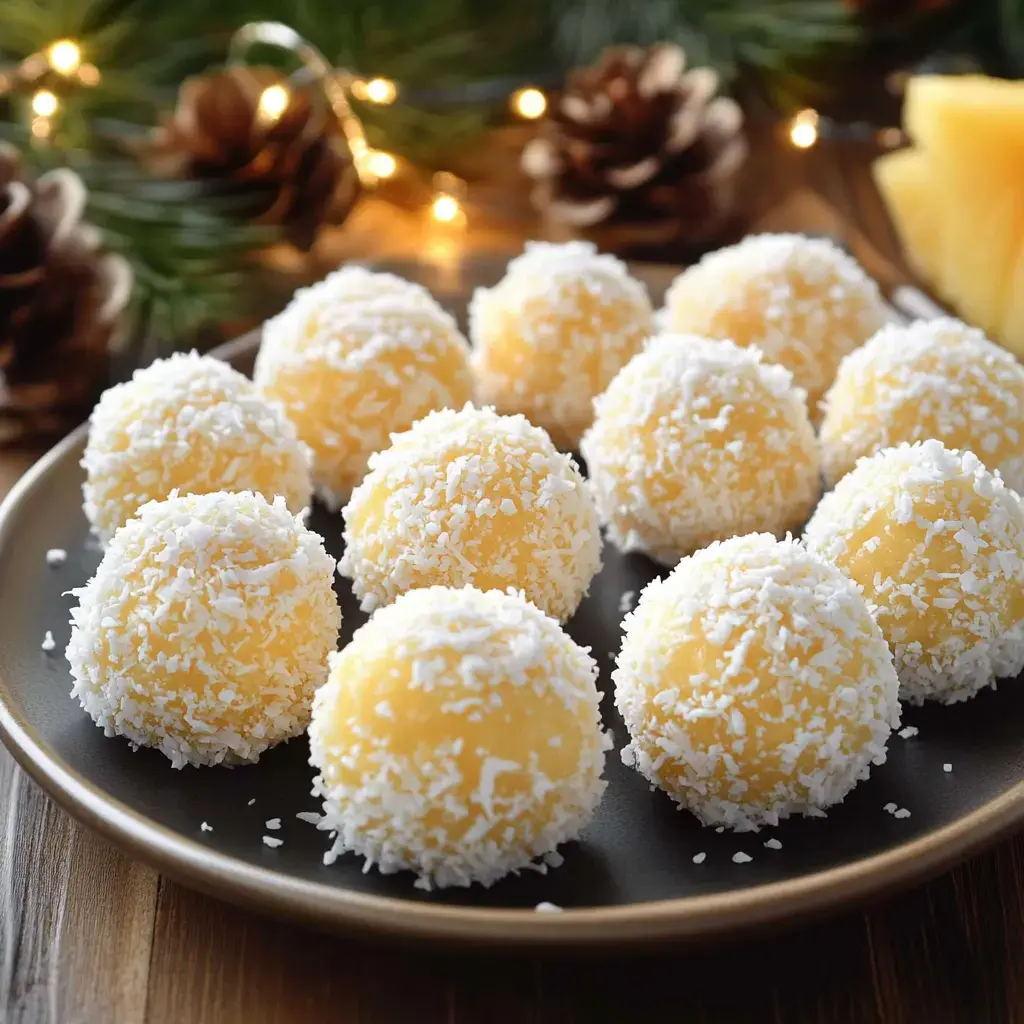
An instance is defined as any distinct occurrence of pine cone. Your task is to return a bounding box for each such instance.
[152,66,360,250]
[0,143,132,441]
[522,44,748,251]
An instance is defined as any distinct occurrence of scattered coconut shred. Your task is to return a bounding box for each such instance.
[265,818,281,831]
[40,631,55,652]
[534,901,563,914]
[45,548,67,567]
[262,836,283,849]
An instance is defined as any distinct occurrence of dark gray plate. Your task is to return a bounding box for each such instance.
[1,263,1023,947]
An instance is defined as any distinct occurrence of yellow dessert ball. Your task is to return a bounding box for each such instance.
[664,234,889,413]
[469,241,654,449]
[255,267,474,508]
[82,352,312,544]
[581,334,820,564]
[820,317,1024,489]
[340,404,602,620]
[615,534,900,830]
[308,585,610,888]
[67,491,341,768]
[805,440,1024,705]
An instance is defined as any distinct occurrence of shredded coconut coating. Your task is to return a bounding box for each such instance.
[309,585,610,889]
[469,241,654,450]
[339,404,602,621]
[66,491,341,768]
[82,352,313,544]
[256,268,473,508]
[805,440,1024,705]
[663,234,888,414]
[581,334,820,565]
[820,317,1024,490]
[614,534,900,831]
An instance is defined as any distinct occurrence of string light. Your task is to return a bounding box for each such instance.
[354,77,397,105]
[789,109,819,149]
[47,39,81,76]
[31,90,58,117]
[366,150,397,180]
[432,194,460,222]
[257,83,290,127]
[77,63,101,87]
[30,117,52,140]
[430,171,466,225]
[511,87,546,120]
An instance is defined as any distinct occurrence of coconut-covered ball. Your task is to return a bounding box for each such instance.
[340,404,601,620]
[581,334,820,564]
[82,352,312,544]
[663,234,889,413]
[820,317,1024,490]
[67,491,341,768]
[309,585,610,889]
[615,534,900,830]
[255,267,473,508]
[805,441,1024,705]
[469,241,654,450]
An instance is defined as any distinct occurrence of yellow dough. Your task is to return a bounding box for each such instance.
[614,533,900,830]
[469,241,654,450]
[581,334,820,564]
[805,440,1024,705]
[663,233,889,414]
[820,317,1024,490]
[308,585,609,889]
[82,351,312,544]
[67,491,341,767]
[339,404,602,620]
[255,267,473,507]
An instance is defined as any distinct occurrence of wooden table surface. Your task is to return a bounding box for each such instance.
[3,129,1024,1024]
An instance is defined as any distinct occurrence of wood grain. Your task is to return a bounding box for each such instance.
[5,132,1024,1024]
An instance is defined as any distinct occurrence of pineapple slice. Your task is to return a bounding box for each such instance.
[872,147,940,283]
[998,243,1024,358]
[903,75,1024,340]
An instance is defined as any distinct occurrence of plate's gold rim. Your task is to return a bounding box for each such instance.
[3,369,1024,946]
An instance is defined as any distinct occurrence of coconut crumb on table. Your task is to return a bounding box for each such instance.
[534,902,563,913]
[898,726,919,739]
[618,590,636,614]
[247,798,256,806]
[692,852,707,865]
[733,852,753,864]
[893,808,912,819]
[262,836,283,848]
[943,763,953,773]
[295,811,322,825]
[764,838,782,850]
[265,818,281,831]
[200,822,213,832]
[45,548,67,566]
[883,802,898,814]
[40,631,55,652]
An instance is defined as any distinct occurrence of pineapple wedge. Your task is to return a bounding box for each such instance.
[902,75,1024,340]
[872,148,940,283]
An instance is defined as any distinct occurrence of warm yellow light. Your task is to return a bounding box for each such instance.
[257,84,290,125]
[432,194,461,223]
[30,116,52,140]
[512,87,546,120]
[789,109,819,149]
[48,40,81,76]
[364,77,397,105]
[32,90,58,118]
[77,63,101,87]
[367,150,397,179]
